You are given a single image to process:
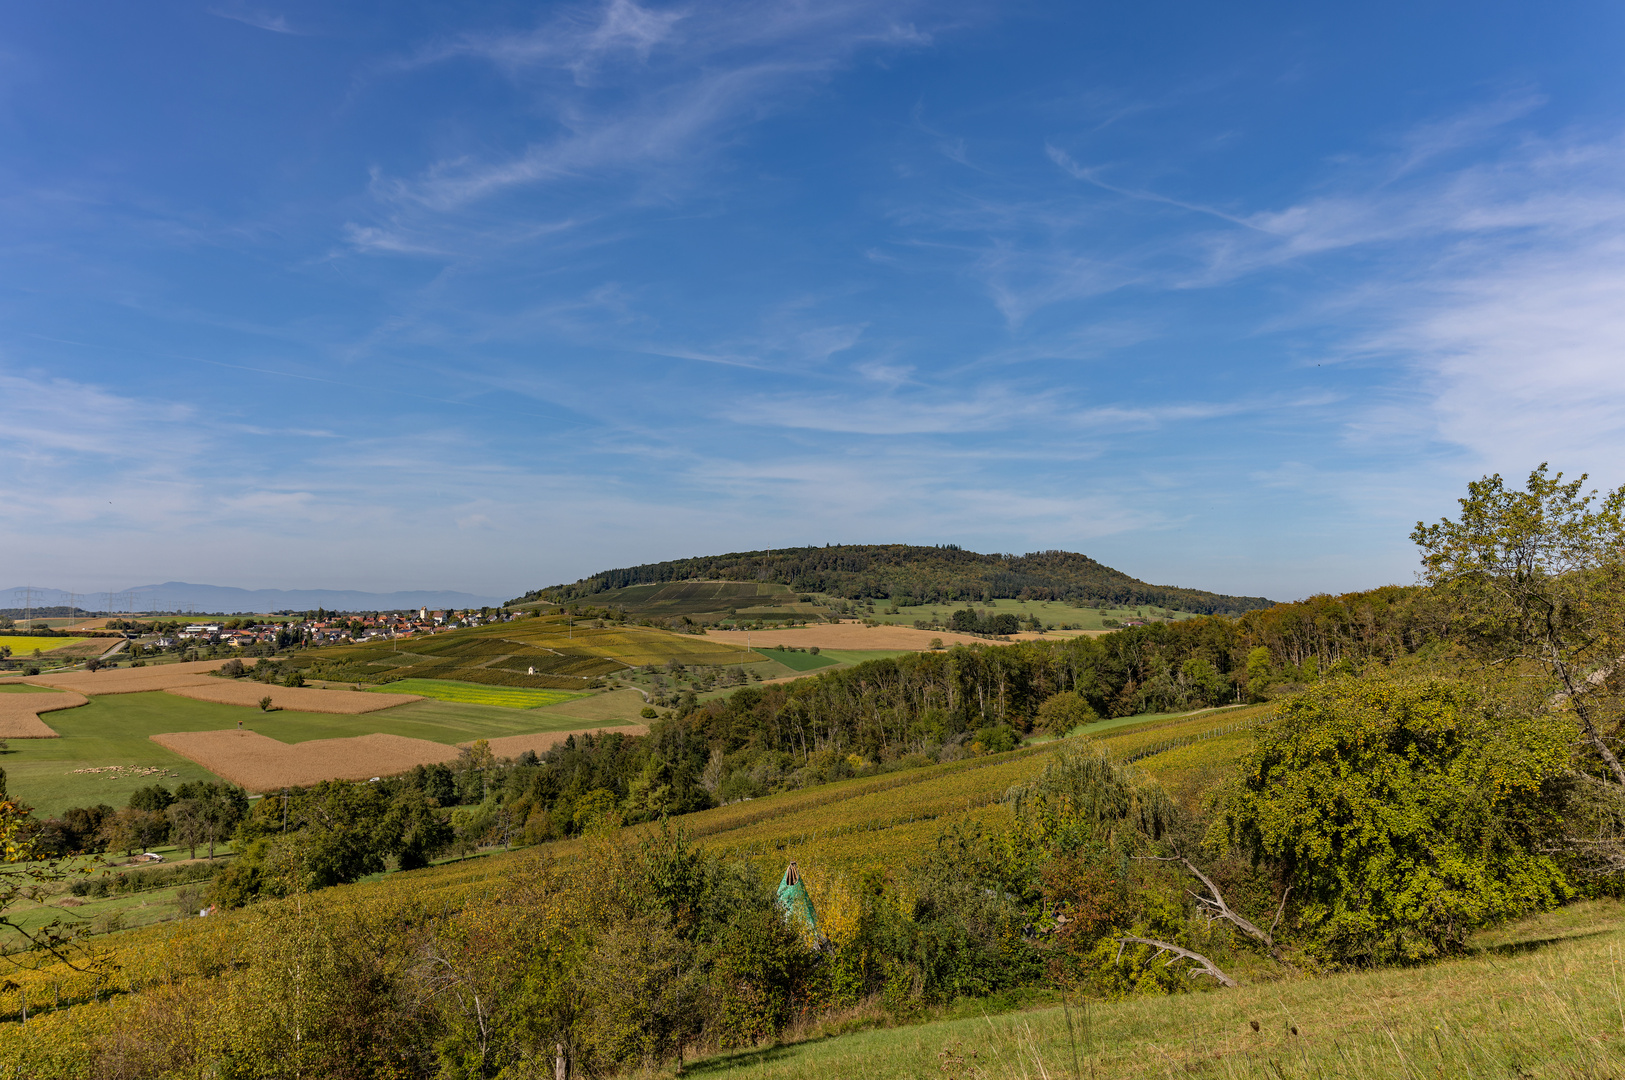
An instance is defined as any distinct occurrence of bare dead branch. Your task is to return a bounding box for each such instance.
[1140,851,1297,971]
[1268,882,1292,941]
[1113,936,1237,988]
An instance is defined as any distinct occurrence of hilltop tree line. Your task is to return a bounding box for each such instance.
[516,544,1273,615]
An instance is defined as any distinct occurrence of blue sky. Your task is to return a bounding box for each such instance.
[4,1,1624,602]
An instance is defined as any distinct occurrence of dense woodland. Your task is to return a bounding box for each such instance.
[518,544,1273,615]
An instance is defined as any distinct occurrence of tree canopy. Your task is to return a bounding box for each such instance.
[516,544,1273,614]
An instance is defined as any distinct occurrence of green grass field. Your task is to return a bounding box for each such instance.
[751,647,838,672]
[4,692,641,817]
[532,687,650,723]
[810,648,915,666]
[371,679,590,709]
[0,636,90,657]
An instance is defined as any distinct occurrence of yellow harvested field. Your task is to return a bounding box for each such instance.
[165,681,420,714]
[0,689,84,738]
[150,730,460,790]
[468,724,647,760]
[708,623,988,650]
[7,659,256,695]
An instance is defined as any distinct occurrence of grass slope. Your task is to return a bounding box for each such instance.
[688,900,1625,1079]
[752,647,838,672]
[370,679,590,710]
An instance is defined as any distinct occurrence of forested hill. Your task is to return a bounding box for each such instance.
[515,545,1272,615]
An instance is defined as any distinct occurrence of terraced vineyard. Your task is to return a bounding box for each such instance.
[1091,702,1271,808]
[542,580,827,622]
[294,613,758,689]
[1089,704,1268,761]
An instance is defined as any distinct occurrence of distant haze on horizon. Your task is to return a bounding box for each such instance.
[1,582,509,614]
[4,1,1622,602]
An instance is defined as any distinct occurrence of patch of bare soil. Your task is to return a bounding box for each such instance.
[467,725,648,761]
[62,619,111,631]
[7,659,261,695]
[0,690,84,737]
[150,730,461,791]
[165,681,420,714]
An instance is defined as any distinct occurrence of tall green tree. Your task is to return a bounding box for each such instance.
[1412,464,1625,784]
[1215,676,1573,964]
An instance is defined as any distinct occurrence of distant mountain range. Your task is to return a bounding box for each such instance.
[517,544,1272,616]
[2,582,507,615]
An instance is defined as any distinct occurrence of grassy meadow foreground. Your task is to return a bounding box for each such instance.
[688,900,1625,1079]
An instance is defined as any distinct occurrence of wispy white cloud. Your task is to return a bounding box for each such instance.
[1045,144,1260,230]
[366,0,945,215]
[1224,123,1625,480]
[0,368,196,460]
[207,6,301,35]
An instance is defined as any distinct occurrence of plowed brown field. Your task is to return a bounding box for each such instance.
[7,659,255,695]
[0,690,83,737]
[468,724,647,761]
[165,681,419,714]
[150,730,461,790]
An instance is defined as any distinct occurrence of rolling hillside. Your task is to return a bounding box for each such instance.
[516,544,1271,615]
[291,611,759,688]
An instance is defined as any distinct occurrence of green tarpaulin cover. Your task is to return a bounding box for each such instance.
[776,863,818,935]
